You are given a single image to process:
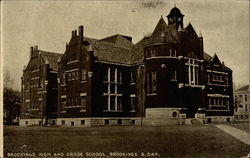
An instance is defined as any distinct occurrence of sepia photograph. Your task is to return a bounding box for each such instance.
[1,0,250,158]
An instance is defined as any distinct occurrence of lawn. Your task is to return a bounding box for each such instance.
[4,125,250,158]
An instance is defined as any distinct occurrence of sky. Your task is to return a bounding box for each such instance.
[2,0,249,90]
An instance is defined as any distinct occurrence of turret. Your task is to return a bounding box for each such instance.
[167,7,184,30]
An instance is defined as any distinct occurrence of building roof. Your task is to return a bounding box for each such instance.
[84,37,132,64]
[235,85,249,92]
[39,51,63,71]
[101,34,134,49]
[149,17,177,44]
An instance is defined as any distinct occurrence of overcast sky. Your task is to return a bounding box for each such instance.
[2,0,249,90]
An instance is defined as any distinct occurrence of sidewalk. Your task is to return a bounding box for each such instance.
[214,124,250,145]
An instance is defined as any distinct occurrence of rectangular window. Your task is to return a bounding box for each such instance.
[72,72,75,80]
[147,72,151,94]
[151,50,156,57]
[61,120,65,125]
[171,70,177,81]
[117,97,122,111]
[245,105,248,111]
[81,96,86,110]
[152,71,157,93]
[131,72,135,83]
[110,96,116,110]
[104,67,109,81]
[81,69,86,81]
[110,67,115,82]
[117,71,122,83]
[75,97,78,106]
[75,71,79,80]
[245,95,247,101]
[62,73,66,84]
[68,72,71,81]
[104,96,109,110]
[61,99,66,110]
[130,95,136,111]
[81,120,85,125]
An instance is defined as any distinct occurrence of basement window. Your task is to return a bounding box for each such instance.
[81,120,85,125]
[104,120,109,125]
[118,119,122,125]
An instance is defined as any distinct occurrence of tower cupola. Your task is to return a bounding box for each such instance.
[167,7,184,29]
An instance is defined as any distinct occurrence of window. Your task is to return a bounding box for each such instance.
[151,50,156,57]
[117,97,122,111]
[207,73,211,83]
[147,71,157,94]
[245,95,247,101]
[185,59,199,85]
[118,119,122,125]
[225,76,228,85]
[104,67,109,81]
[245,105,248,111]
[103,67,122,112]
[81,69,86,81]
[81,96,86,110]
[152,72,157,93]
[117,71,122,83]
[68,72,71,81]
[61,120,65,125]
[170,49,176,57]
[130,95,136,111]
[131,120,135,125]
[62,73,66,84]
[131,72,136,84]
[171,70,177,81]
[61,99,66,110]
[104,120,109,125]
[25,121,28,125]
[81,120,85,125]
[71,122,74,126]
[72,72,75,80]
[75,97,78,106]
[75,71,79,80]
[110,67,115,82]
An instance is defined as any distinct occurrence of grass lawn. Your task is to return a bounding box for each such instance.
[4,125,250,158]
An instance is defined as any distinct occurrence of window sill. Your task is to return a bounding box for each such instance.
[103,110,123,112]
[147,93,157,96]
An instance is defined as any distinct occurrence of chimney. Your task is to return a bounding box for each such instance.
[30,46,33,59]
[34,45,38,51]
[78,25,84,41]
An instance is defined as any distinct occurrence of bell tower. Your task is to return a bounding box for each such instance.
[166,7,184,30]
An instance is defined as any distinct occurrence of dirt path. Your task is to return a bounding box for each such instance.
[214,124,250,145]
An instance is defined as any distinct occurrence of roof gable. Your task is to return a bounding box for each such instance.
[183,23,198,38]
[211,53,222,66]
[150,17,177,44]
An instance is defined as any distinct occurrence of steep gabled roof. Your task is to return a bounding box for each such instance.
[235,85,249,92]
[204,52,213,61]
[101,34,134,49]
[40,51,63,71]
[149,17,177,44]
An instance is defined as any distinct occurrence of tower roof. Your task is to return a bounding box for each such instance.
[167,7,184,18]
